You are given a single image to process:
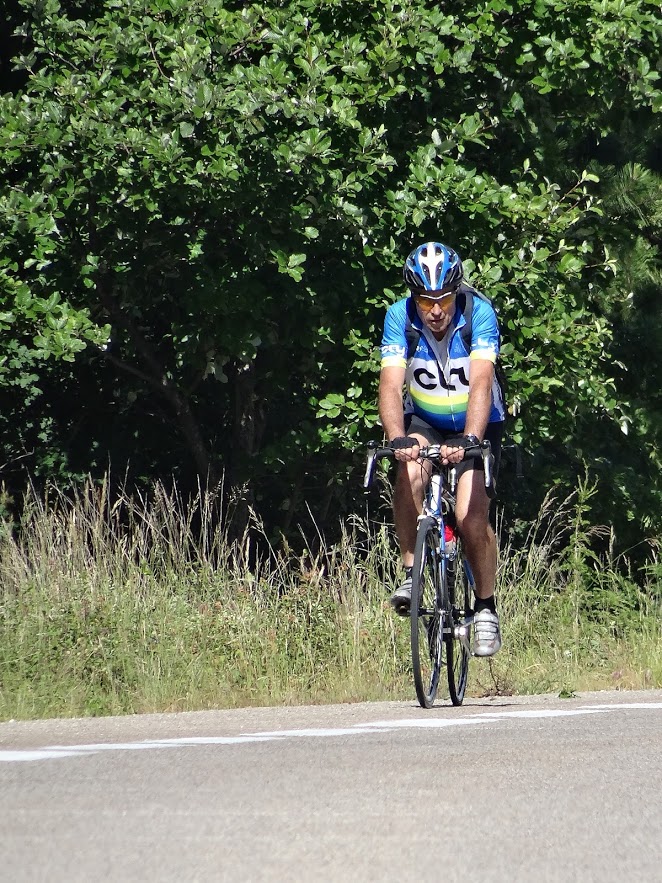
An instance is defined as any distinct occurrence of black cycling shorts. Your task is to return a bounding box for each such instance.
[404,415,503,483]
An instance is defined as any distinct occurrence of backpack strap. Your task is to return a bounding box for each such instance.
[404,296,420,360]
[457,287,473,353]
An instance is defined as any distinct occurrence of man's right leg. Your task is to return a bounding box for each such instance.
[390,436,430,615]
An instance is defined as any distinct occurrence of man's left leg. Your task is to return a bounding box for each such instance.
[455,468,501,657]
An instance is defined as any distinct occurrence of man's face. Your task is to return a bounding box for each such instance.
[413,289,457,338]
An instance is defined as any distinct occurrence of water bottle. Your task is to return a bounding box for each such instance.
[444,523,456,558]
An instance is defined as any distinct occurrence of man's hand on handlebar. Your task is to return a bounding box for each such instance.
[364,437,493,496]
[439,434,481,466]
[389,435,421,462]
[439,442,465,466]
[390,433,482,465]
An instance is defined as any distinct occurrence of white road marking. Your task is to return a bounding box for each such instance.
[0,702,660,765]
[582,703,662,710]
[0,750,83,762]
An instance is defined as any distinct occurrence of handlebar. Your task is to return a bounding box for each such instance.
[363,439,495,496]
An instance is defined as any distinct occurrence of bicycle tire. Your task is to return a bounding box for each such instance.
[410,516,445,709]
[445,538,473,705]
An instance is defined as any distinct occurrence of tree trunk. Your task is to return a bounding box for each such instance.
[99,283,216,484]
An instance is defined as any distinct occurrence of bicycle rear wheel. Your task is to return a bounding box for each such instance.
[410,516,445,709]
[446,539,473,705]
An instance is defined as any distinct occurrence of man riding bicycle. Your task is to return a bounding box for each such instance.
[378,241,504,657]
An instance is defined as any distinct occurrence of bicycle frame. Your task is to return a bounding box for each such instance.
[363,439,494,687]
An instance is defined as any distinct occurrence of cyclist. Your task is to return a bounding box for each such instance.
[378,241,505,657]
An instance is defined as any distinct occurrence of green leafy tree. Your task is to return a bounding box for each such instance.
[0,0,660,538]
[585,161,662,541]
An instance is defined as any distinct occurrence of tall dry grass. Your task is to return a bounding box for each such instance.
[0,477,660,719]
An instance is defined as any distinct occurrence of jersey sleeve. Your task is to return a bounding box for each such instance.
[380,301,408,369]
[469,299,500,363]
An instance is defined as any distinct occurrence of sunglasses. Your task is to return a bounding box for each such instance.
[412,289,458,312]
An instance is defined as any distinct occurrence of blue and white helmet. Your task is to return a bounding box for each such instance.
[403,242,463,291]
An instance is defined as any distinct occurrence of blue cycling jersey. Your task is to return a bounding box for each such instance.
[380,294,505,432]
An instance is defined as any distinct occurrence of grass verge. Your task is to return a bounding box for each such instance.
[1,479,660,719]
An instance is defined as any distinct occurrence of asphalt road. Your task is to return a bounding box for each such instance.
[1,690,661,882]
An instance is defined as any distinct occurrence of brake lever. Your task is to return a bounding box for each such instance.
[363,440,378,491]
[481,440,492,490]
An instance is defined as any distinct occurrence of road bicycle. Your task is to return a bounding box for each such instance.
[364,439,494,708]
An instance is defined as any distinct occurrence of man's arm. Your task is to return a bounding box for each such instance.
[378,365,407,441]
[464,358,495,441]
[379,365,419,462]
[462,295,500,441]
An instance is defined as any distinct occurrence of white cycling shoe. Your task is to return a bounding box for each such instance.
[473,609,502,657]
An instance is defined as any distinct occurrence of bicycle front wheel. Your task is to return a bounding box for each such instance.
[446,539,473,706]
[410,516,445,709]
